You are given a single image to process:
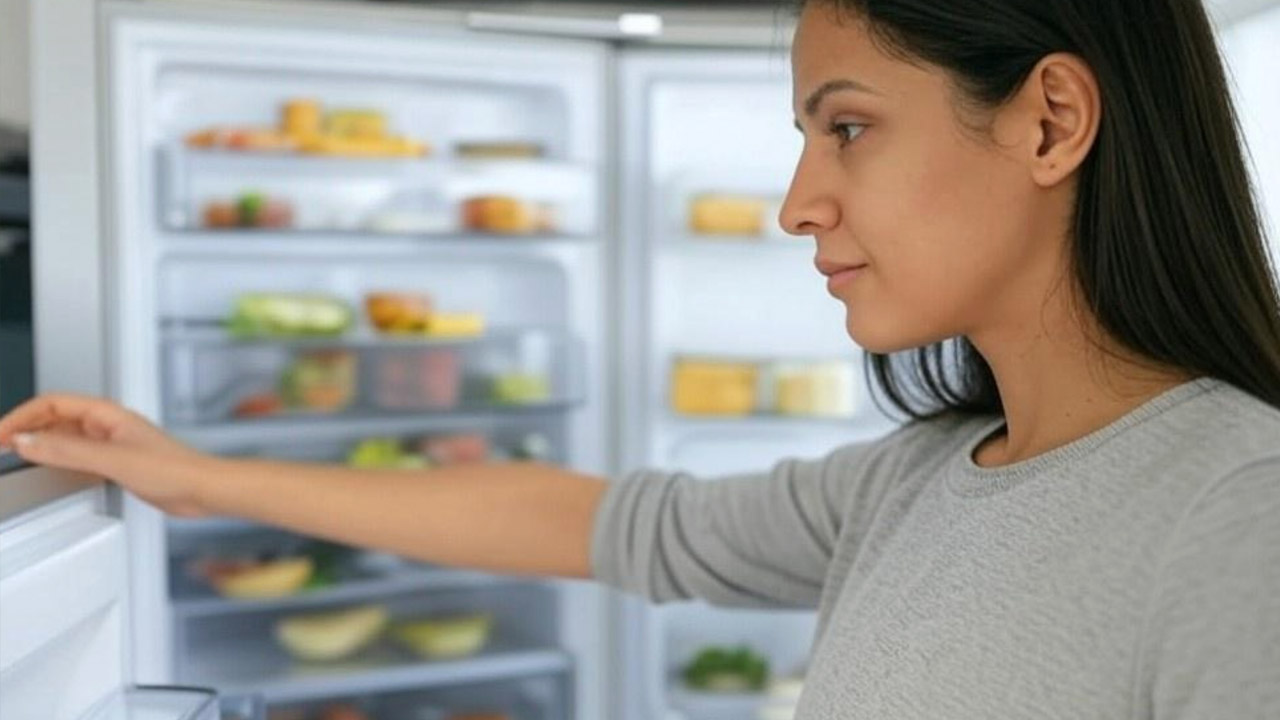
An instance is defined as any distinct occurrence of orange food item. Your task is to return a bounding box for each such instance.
[462,196,555,234]
[203,202,240,229]
[364,292,433,333]
[282,99,323,139]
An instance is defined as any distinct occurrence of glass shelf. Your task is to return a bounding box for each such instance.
[161,323,584,427]
[159,146,599,238]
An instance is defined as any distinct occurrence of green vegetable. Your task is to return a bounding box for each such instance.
[682,646,769,692]
[346,438,430,470]
[236,192,267,226]
[227,294,352,338]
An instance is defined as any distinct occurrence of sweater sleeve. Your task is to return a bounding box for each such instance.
[1144,459,1280,719]
[588,425,921,609]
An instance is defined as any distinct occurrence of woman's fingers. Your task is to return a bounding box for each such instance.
[8,427,126,479]
[0,394,131,447]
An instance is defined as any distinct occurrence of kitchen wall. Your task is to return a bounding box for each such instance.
[0,0,30,129]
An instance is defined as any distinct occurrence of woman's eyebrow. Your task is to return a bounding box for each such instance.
[802,78,882,117]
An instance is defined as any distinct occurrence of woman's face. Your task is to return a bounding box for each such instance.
[781,4,1060,354]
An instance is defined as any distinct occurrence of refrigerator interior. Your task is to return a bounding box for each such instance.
[616,49,901,720]
[103,4,609,717]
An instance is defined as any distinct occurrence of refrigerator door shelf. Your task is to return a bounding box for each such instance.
[161,146,599,238]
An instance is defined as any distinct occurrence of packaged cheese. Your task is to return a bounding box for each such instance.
[689,194,767,236]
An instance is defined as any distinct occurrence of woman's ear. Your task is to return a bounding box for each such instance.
[1012,52,1102,188]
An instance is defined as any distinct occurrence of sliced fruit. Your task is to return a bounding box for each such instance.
[211,557,314,600]
[392,613,493,660]
[275,605,388,662]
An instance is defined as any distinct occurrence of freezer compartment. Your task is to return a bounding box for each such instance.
[161,147,598,238]
[265,672,570,720]
[162,326,583,426]
[175,584,564,705]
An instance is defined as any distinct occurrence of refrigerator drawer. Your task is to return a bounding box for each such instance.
[162,327,584,427]
[175,583,564,705]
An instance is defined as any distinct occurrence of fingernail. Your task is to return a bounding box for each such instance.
[14,433,35,447]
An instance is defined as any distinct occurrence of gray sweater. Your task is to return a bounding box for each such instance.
[591,377,1280,719]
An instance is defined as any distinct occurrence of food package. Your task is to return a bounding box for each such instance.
[454,141,545,159]
[461,196,557,235]
[391,613,494,660]
[227,294,353,338]
[275,604,388,662]
[772,361,856,418]
[280,350,358,413]
[419,433,490,465]
[185,127,298,153]
[689,194,768,236]
[232,392,284,419]
[282,99,322,139]
[374,349,462,410]
[365,292,434,333]
[671,359,758,416]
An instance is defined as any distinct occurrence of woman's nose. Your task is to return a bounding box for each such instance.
[778,153,839,237]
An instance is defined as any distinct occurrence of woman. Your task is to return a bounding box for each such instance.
[3,0,1278,717]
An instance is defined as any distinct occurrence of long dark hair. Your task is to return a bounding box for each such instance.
[799,0,1280,421]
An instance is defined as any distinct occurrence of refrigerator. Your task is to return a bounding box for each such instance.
[7,1,1276,719]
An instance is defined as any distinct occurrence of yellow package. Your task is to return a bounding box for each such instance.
[425,312,486,338]
[689,194,766,236]
[672,360,758,416]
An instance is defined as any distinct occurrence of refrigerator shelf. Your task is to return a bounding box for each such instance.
[162,228,597,246]
[161,146,600,238]
[162,324,584,427]
[172,408,574,454]
[172,566,528,620]
[179,637,571,706]
[675,234,809,250]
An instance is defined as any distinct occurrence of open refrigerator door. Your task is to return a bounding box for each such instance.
[101,2,611,717]
[615,48,902,720]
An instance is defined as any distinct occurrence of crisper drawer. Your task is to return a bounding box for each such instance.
[162,326,584,427]
[174,582,565,707]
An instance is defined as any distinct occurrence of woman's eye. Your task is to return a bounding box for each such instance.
[829,122,866,146]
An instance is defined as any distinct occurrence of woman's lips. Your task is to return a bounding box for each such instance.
[816,259,869,294]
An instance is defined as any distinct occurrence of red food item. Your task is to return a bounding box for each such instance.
[257,199,294,228]
[233,392,284,418]
[375,349,460,410]
[420,433,490,465]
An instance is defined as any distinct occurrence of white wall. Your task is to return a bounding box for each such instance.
[0,0,30,129]
[1220,3,1280,259]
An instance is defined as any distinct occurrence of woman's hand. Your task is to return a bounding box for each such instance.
[0,394,216,517]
